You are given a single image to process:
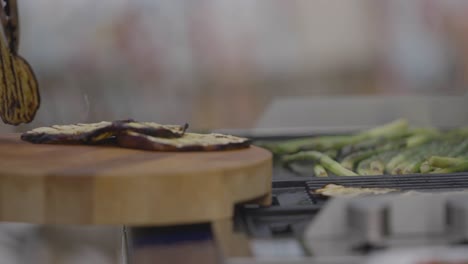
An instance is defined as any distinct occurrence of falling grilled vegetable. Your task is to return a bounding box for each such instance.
[0,0,40,125]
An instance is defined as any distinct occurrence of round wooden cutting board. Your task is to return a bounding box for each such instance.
[0,134,272,226]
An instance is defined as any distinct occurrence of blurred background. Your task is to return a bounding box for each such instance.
[2,0,468,132]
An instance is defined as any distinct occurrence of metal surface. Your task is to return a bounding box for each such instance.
[347,200,389,247]
[234,157,468,262]
[240,171,468,243]
[303,193,468,258]
[306,173,468,191]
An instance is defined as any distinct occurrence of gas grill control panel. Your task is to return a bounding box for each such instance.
[303,193,468,257]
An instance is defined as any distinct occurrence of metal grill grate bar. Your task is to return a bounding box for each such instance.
[306,173,468,190]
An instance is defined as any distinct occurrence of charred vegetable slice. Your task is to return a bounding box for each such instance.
[20,121,115,144]
[117,131,251,151]
[20,120,188,144]
[0,0,40,125]
[0,34,40,125]
[314,184,398,197]
[113,121,188,138]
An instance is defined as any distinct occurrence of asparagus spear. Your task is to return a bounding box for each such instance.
[394,140,456,174]
[386,145,426,173]
[419,161,433,174]
[340,129,412,157]
[357,149,399,175]
[339,134,410,170]
[287,150,349,176]
[283,151,358,176]
[445,127,468,137]
[324,149,339,159]
[286,163,316,176]
[446,138,468,157]
[339,137,386,157]
[357,159,384,176]
[403,139,460,174]
[258,135,356,155]
[357,158,373,175]
[429,156,468,168]
[287,154,334,176]
[432,161,468,174]
[392,134,466,174]
[405,130,439,148]
[359,118,409,139]
[420,154,468,174]
[261,119,410,155]
[370,160,385,175]
[340,149,380,170]
[386,132,440,173]
[313,164,328,177]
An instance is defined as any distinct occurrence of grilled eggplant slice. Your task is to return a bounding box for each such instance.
[314,184,468,197]
[0,0,40,125]
[117,131,251,151]
[20,121,115,144]
[314,184,398,197]
[21,120,188,145]
[113,121,188,138]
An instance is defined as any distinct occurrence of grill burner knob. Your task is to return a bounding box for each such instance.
[347,199,389,248]
[446,196,468,243]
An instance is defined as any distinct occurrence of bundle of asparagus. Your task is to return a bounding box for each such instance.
[258,119,468,177]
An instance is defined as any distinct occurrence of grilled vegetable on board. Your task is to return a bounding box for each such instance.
[21,120,188,144]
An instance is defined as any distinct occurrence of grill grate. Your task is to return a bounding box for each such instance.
[305,173,468,191]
